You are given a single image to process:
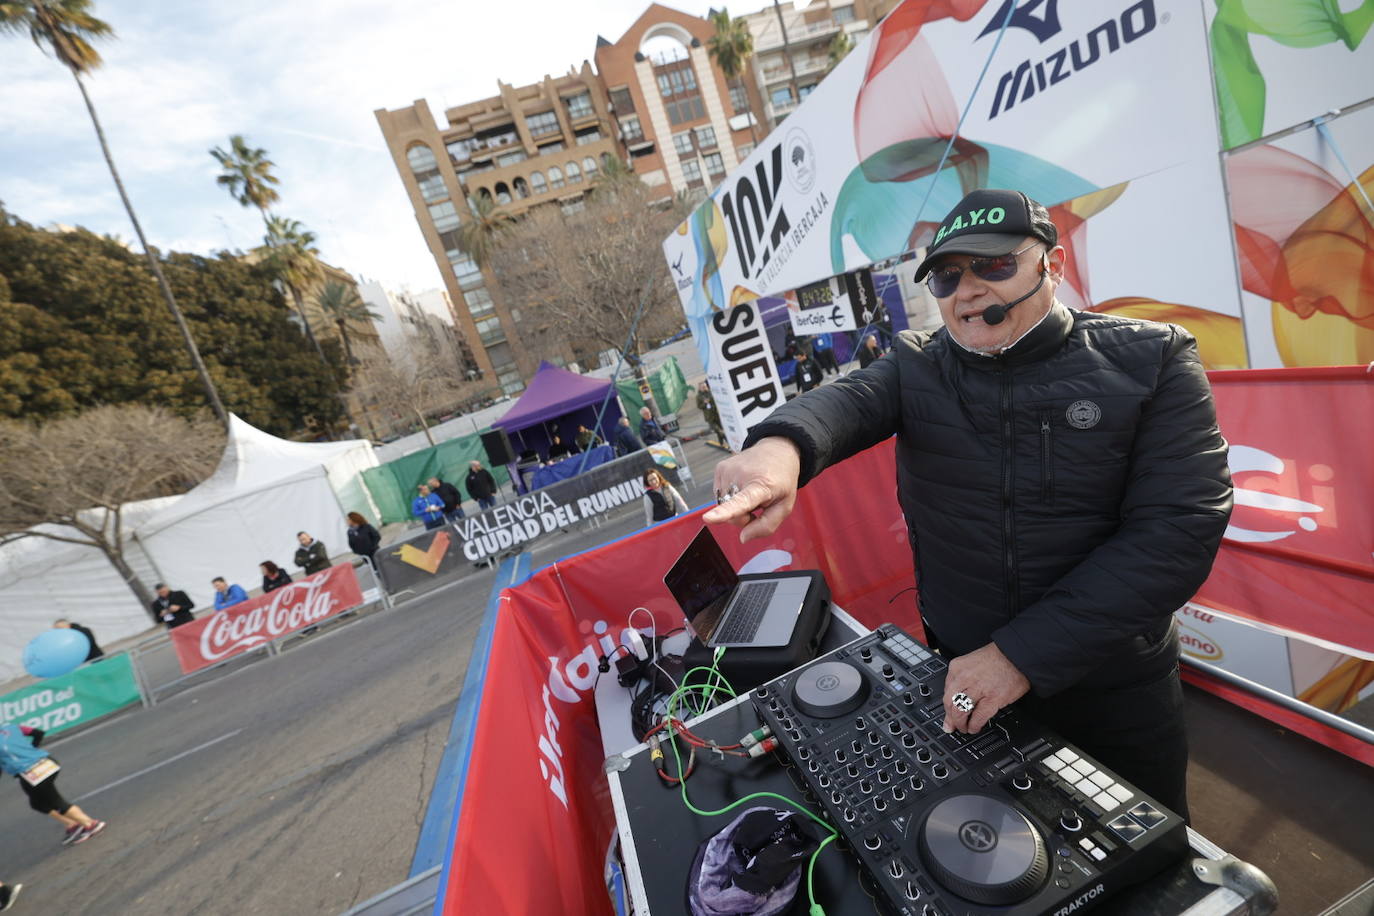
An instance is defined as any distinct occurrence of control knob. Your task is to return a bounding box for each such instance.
[863,754,876,769]
[1012,772,1033,791]
[877,770,891,785]
[851,739,863,754]
[915,747,932,764]
[902,734,917,749]
[882,663,895,680]
[918,683,932,698]
[874,796,887,812]
[864,834,881,851]
[881,745,894,760]
[902,693,916,706]
[894,760,909,775]
[860,647,873,661]
[888,721,902,735]
[1059,808,1083,833]
[854,717,866,731]
[888,860,904,878]
[931,763,948,779]
[892,786,907,802]
[847,764,859,778]
[859,779,873,794]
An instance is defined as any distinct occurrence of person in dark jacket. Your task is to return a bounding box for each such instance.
[638,406,667,445]
[260,561,292,593]
[855,333,884,369]
[428,476,464,521]
[150,583,195,628]
[346,511,381,564]
[465,461,498,511]
[294,531,329,575]
[703,189,1233,819]
[613,417,644,456]
[792,350,823,394]
[52,620,102,662]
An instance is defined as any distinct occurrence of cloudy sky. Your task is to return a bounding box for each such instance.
[0,0,726,293]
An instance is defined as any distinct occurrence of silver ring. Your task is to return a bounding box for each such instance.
[952,692,976,713]
[715,483,740,505]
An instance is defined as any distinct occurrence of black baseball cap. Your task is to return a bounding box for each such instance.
[913,189,1058,281]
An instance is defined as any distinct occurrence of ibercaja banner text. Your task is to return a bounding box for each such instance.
[0,653,142,736]
[169,564,365,674]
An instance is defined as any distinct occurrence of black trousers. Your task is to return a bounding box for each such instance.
[18,772,70,815]
[1015,667,1190,821]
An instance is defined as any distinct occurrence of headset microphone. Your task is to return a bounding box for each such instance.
[981,266,1047,326]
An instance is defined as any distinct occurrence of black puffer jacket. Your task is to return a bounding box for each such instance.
[747,304,1233,696]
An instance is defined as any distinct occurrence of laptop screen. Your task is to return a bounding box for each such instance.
[663,527,738,638]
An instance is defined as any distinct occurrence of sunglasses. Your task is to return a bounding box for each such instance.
[925,243,1042,298]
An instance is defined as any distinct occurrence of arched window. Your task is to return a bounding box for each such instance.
[566,161,581,184]
[548,166,564,190]
[602,152,617,170]
[530,171,547,194]
[494,182,512,205]
[406,144,437,173]
[513,177,530,199]
[583,156,598,176]
[477,187,493,205]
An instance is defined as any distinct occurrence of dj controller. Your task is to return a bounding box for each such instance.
[750,625,1188,916]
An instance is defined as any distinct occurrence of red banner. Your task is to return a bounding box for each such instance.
[1197,367,1374,655]
[169,565,364,674]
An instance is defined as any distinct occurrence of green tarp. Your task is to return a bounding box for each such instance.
[615,356,688,419]
[362,430,512,525]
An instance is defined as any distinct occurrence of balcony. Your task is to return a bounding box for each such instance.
[761,55,830,84]
[755,18,841,52]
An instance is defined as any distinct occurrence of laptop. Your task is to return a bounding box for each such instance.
[663,526,813,649]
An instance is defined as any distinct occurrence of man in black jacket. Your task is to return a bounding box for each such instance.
[428,476,465,521]
[704,189,1232,817]
[150,583,196,628]
[294,531,329,576]
[53,620,103,661]
[465,461,499,511]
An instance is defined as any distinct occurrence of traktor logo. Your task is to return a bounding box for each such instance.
[1224,445,1326,544]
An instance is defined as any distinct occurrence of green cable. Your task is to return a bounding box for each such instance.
[666,724,837,916]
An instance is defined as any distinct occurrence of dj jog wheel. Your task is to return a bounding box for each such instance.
[918,793,1050,905]
[791,660,869,718]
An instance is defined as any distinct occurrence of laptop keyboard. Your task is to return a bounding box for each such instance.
[714,582,779,644]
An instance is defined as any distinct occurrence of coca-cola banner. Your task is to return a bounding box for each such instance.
[169,565,365,674]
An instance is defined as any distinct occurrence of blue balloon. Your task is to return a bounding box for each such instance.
[23,628,91,679]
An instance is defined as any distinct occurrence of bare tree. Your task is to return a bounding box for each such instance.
[351,316,488,445]
[488,184,690,376]
[0,405,224,609]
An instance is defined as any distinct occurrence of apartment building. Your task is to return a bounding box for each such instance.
[741,0,884,126]
[593,4,766,199]
[375,65,621,395]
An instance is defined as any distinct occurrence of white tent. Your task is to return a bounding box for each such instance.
[0,497,177,684]
[133,415,380,613]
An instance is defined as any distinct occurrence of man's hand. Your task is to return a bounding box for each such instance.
[701,437,802,543]
[941,642,1031,735]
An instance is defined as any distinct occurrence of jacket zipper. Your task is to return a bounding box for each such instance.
[1001,371,1018,615]
[1039,410,1055,503]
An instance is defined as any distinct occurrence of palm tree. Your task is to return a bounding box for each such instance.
[314,280,380,366]
[1,0,228,426]
[706,7,758,144]
[826,31,854,73]
[263,215,328,366]
[591,154,641,194]
[210,134,280,228]
[458,193,515,269]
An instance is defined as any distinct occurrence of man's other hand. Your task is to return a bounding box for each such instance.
[702,437,802,543]
[941,642,1031,735]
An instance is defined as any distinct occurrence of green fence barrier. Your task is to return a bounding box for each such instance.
[0,653,142,735]
[616,356,688,419]
[362,430,514,525]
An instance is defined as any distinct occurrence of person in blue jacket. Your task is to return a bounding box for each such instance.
[211,577,248,611]
[0,722,106,846]
[412,483,447,530]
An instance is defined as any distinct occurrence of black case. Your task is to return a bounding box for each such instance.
[681,570,832,693]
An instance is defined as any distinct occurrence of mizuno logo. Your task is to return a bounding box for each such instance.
[988,0,1159,120]
[979,0,1062,44]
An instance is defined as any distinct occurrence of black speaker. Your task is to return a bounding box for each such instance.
[480,427,517,466]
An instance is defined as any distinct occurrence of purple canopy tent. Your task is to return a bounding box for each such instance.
[492,362,623,464]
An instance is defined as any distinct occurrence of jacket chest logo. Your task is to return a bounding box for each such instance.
[1066,400,1101,429]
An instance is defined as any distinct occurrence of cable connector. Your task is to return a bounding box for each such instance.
[746,736,780,758]
[739,725,772,748]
